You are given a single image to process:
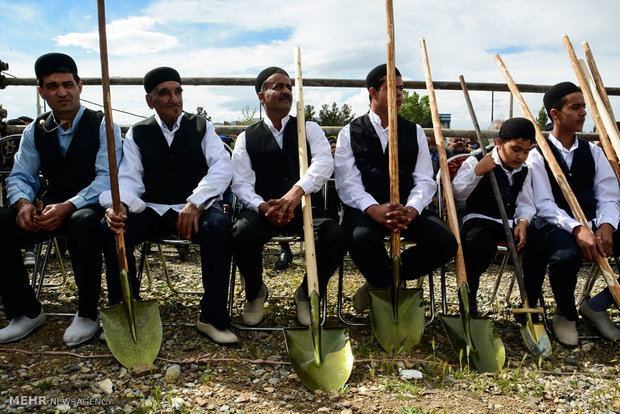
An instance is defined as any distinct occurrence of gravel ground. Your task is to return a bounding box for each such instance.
[0,242,618,414]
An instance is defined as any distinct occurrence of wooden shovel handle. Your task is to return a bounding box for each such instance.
[494,53,620,308]
[97,0,128,272]
[385,0,401,255]
[459,75,531,307]
[582,41,620,161]
[562,35,620,182]
[420,38,467,287]
[294,47,319,297]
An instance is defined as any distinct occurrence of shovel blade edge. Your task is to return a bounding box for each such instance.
[369,288,425,355]
[440,315,505,373]
[101,300,162,369]
[284,327,354,392]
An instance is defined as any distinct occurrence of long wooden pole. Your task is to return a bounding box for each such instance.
[577,59,620,181]
[420,38,467,286]
[494,54,620,308]
[385,0,400,258]
[562,35,620,180]
[582,41,620,146]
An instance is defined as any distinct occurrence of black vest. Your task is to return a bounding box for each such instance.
[132,114,208,205]
[34,108,103,204]
[537,138,596,221]
[245,117,323,212]
[464,152,529,219]
[349,113,418,205]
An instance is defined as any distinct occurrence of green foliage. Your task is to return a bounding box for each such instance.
[239,105,257,125]
[536,106,548,130]
[195,106,212,121]
[304,104,316,121]
[318,102,355,126]
[398,91,431,124]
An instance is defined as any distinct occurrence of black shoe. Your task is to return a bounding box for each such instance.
[275,243,292,270]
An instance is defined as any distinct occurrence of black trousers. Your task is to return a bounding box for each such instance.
[522,223,620,321]
[342,207,457,288]
[0,205,104,320]
[101,205,232,330]
[231,208,345,301]
[461,218,540,309]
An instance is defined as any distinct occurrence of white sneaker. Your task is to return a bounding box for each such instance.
[0,309,46,343]
[23,251,36,267]
[63,313,100,347]
[196,317,238,344]
[579,301,620,341]
[294,286,311,326]
[243,284,267,326]
[552,314,578,347]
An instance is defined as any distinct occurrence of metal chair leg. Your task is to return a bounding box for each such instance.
[336,261,370,327]
[484,250,510,307]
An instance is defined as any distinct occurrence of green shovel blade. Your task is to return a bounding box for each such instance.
[101,299,162,369]
[519,320,552,358]
[284,327,354,392]
[369,287,425,355]
[440,314,505,373]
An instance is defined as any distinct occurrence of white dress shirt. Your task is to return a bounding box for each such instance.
[334,111,435,213]
[231,115,333,213]
[99,112,232,215]
[529,133,620,232]
[452,146,535,227]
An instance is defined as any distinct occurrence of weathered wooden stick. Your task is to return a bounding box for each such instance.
[420,38,467,286]
[494,54,620,308]
[577,59,620,181]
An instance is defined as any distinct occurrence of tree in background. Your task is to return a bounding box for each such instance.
[319,102,355,126]
[239,105,257,126]
[195,106,212,121]
[536,106,548,130]
[304,104,316,121]
[398,91,431,124]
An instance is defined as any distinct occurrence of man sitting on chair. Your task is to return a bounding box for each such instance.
[231,67,345,326]
[0,53,122,346]
[334,64,457,313]
[100,67,237,344]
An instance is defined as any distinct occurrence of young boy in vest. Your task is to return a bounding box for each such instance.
[335,64,457,312]
[453,118,536,316]
[524,82,620,346]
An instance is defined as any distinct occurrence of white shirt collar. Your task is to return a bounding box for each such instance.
[264,114,290,133]
[548,132,578,152]
[154,111,184,134]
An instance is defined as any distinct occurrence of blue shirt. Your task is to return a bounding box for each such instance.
[6,105,123,209]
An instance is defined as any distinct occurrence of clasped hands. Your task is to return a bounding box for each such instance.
[258,186,304,227]
[15,198,75,232]
[365,202,418,232]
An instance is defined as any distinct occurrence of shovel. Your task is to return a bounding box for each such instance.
[283,47,354,392]
[421,38,505,373]
[97,0,162,369]
[459,75,551,358]
[368,0,425,355]
[495,50,620,309]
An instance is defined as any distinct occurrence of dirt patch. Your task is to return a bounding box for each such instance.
[0,243,618,413]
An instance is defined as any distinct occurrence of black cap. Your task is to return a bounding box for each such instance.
[327,136,337,145]
[34,53,78,81]
[365,64,401,90]
[143,66,181,93]
[498,117,535,141]
[255,66,289,94]
[543,82,580,115]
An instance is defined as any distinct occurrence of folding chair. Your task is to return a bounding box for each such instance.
[136,236,199,295]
